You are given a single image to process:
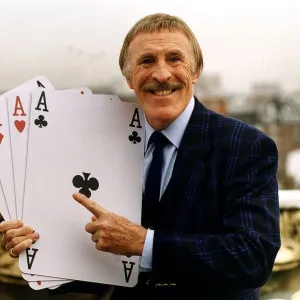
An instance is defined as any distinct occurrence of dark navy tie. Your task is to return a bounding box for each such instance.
[142,131,169,228]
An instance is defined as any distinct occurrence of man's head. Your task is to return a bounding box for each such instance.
[119,13,203,130]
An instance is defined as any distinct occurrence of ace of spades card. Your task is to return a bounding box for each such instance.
[19,90,144,287]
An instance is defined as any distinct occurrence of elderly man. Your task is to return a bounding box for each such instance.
[0,13,280,300]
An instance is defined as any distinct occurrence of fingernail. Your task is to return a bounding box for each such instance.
[34,233,40,239]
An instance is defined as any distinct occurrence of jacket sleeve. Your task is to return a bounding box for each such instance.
[152,134,281,288]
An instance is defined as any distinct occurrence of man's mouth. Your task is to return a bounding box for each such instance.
[148,89,178,96]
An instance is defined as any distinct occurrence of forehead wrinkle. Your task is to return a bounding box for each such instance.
[130,32,190,55]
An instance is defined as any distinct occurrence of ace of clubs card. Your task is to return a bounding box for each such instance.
[19,90,144,287]
[21,92,121,285]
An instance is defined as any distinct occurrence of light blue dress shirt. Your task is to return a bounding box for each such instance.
[140,96,195,271]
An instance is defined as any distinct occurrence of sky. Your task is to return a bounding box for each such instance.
[0,0,299,94]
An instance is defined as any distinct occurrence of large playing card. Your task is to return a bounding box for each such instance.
[21,90,120,286]
[19,90,144,287]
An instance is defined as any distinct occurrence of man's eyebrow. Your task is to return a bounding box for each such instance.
[168,50,184,57]
[137,53,154,60]
[136,50,184,62]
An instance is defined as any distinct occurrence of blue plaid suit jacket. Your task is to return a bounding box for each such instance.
[147,97,281,299]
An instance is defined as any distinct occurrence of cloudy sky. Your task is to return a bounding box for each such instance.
[0,0,299,94]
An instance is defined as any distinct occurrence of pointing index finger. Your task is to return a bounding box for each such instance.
[72,192,105,218]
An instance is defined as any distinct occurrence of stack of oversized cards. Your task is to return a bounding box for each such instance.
[0,76,145,290]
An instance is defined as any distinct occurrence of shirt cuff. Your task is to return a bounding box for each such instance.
[140,229,154,271]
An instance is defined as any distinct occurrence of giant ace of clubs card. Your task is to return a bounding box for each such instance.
[19,90,144,287]
[19,92,121,287]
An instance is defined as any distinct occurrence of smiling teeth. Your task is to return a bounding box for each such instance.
[153,90,172,96]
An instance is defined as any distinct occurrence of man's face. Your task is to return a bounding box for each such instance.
[126,30,200,130]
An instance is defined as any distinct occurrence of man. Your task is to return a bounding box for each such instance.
[0,13,280,300]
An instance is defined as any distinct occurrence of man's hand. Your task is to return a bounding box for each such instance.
[72,192,147,257]
[0,220,39,258]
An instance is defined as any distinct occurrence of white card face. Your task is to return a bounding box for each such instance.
[28,280,70,290]
[21,92,118,284]
[19,90,144,287]
[20,91,116,284]
[0,181,10,221]
[0,100,16,219]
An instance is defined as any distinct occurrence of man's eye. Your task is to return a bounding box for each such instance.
[170,57,180,62]
[142,58,153,64]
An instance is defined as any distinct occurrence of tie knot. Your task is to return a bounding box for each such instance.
[148,131,169,149]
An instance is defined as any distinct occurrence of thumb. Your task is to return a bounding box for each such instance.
[72,192,105,218]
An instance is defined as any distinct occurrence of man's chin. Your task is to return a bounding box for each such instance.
[146,109,177,129]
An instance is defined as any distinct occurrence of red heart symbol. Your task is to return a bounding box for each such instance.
[0,133,3,144]
[14,120,26,133]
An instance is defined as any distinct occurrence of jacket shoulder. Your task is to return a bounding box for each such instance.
[206,108,277,154]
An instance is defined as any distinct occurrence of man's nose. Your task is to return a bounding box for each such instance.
[151,60,172,82]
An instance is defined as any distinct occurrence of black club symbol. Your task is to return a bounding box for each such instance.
[72,172,99,198]
[34,115,48,128]
[128,131,141,144]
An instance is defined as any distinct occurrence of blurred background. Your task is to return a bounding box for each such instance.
[1,0,300,299]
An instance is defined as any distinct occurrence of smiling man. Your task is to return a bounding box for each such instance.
[0,13,280,300]
[121,28,199,130]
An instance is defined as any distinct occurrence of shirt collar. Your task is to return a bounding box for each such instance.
[145,96,195,149]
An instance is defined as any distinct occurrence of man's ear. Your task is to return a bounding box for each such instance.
[192,71,201,84]
[126,77,134,89]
